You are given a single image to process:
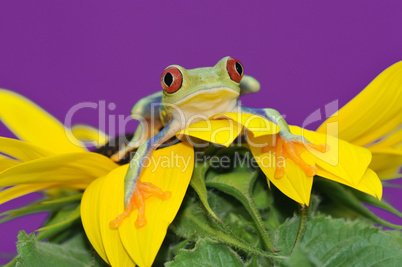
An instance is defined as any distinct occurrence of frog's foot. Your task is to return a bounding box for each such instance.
[262,134,329,179]
[109,181,171,228]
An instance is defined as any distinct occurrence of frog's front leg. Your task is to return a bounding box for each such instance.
[241,106,328,178]
[241,106,302,138]
[111,118,162,162]
[110,120,181,228]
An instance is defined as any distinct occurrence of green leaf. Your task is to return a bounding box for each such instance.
[36,204,81,241]
[252,173,284,230]
[3,257,17,267]
[275,216,402,266]
[245,256,259,267]
[384,229,402,250]
[165,238,244,267]
[225,212,261,248]
[61,232,109,267]
[15,231,93,267]
[205,190,263,250]
[190,161,221,222]
[253,174,273,210]
[206,170,275,251]
[171,199,284,260]
[314,178,402,229]
[285,246,317,267]
[351,189,402,217]
[61,232,89,250]
[41,193,83,205]
[0,194,81,224]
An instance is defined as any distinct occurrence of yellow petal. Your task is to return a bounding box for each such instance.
[81,176,110,265]
[317,61,402,146]
[214,112,280,137]
[290,126,371,186]
[368,129,402,151]
[355,168,383,200]
[370,152,402,179]
[0,89,86,154]
[178,119,241,147]
[0,183,55,205]
[71,124,109,147]
[317,167,382,199]
[247,133,312,205]
[0,154,20,171]
[98,165,135,266]
[370,148,402,156]
[0,152,118,186]
[0,137,53,161]
[64,183,92,190]
[119,142,194,267]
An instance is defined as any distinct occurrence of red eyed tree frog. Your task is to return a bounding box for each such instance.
[110,57,315,228]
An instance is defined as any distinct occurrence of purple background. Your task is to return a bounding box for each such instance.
[0,0,401,262]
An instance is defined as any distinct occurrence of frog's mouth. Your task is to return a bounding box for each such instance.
[172,87,239,106]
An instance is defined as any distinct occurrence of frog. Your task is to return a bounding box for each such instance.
[110,57,317,228]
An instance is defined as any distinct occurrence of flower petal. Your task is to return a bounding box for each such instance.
[0,183,55,205]
[71,124,109,147]
[0,154,20,171]
[81,176,110,265]
[0,152,118,186]
[354,169,383,200]
[368,129,402,151]
[0,89,86,154]
[370,152,402,179]
[177,119,241,147]
[0,137,53,161]
[247,133,312,205]
[214,112,280,137]
[317,61,402,146]
[119,142,194,267]
[316,167,382,200]
[98,165,135,266]
[290,126,371,186]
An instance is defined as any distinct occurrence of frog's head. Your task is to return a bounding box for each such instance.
[160,57,243,113]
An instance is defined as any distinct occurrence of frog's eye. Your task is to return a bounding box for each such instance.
[161,67,183,93]
[227,58,244,83]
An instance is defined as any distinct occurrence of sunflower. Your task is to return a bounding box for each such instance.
[174,111,382,205]
[0,89,117,207]
[317,61,402,180]
[2,59,400,266]
[83,97,384,266]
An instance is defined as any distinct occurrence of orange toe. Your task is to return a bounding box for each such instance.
[110,180,171,228]
[264,134,328,179]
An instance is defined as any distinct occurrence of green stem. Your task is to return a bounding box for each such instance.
[190,161,221,222]
[242,190,276,252]
[173,202,285,259]
[290,205,310,255]
[3,257,17,267]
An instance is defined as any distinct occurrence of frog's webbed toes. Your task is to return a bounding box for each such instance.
[109,181,171,228]
[262,133,329,179]
[140,182,171,200]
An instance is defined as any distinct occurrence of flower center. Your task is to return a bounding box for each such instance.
[110,181,171,228]
[262,135,329,179]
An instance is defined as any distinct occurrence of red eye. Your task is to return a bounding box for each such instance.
[226,58,244,83]
[161,67,183,93]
